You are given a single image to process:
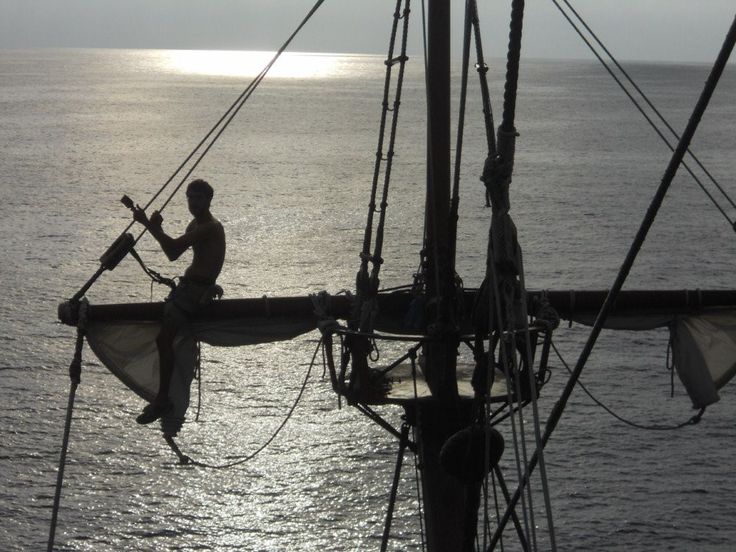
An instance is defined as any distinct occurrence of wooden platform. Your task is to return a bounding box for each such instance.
[361,361,512,406]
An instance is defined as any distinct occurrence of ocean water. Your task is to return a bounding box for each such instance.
[1,47,735,551]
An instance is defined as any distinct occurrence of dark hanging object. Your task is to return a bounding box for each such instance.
[440,425,504,483]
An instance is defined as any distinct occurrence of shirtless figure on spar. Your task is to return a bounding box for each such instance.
[131,179,226,424]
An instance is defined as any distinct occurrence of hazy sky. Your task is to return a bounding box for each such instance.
[1,0,734,63]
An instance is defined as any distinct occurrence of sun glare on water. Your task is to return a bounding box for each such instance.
[158,50,340,78]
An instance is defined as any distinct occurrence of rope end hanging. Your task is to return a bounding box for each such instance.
[164,435,192,466]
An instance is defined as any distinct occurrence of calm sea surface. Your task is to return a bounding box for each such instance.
[1,48,735,551]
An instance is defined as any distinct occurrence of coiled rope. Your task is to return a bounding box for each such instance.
[164,337,322,469]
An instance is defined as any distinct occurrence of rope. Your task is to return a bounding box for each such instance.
[470,0,497,158]
[488,19,736,547]
[71,0,327,300]
[499,0,525,135]
[129,248,176,291]
[48,300,88,552]
[517,268,557,549]
[410,352,427,552]
[164,338,323,469]
[360,0,410,277]
[447,0,474,265]
[380,423,410,552]
[478,1,538,547]
[550,0,736,229]
[194,341,203,422]
[551,341,705,430]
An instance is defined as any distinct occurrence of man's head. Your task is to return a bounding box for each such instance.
[186,179,214,218]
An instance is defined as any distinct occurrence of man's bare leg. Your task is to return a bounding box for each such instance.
[136,320,176,424]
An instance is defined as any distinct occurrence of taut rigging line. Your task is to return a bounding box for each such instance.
[70,0,328,303]
[551,0,736,229]
[488,15,736,550]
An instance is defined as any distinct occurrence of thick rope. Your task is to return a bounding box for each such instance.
[164,338,322,469]
[488,18,736,548]
[551,340,705,430]
[48,300,88,552]
[499,0,525,135]
[550,0,736,229]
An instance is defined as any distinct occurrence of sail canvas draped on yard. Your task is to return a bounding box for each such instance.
[83,305,736,433]
[85,317,316,435]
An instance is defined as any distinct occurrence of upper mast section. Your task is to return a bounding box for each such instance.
[423,0,457,400]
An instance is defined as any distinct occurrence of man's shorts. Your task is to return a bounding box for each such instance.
[162,280,212,328]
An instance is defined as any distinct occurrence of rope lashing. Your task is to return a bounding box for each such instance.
[47,299,88,552]
[70,0,328,301]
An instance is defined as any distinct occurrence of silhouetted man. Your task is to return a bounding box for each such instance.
[132,179,226,424]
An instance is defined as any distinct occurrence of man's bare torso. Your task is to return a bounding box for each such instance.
[183,218,226,285]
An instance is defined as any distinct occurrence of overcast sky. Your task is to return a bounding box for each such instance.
[1,1,734,63]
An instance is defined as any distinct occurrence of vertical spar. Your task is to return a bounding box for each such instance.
[417,1,478,551]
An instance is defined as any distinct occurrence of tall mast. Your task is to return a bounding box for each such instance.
[418,1,476,550]
[424,0,456,398]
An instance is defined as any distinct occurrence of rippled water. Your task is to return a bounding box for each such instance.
[1,48,735,551]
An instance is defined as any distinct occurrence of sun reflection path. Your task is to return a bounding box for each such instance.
[157,49,342,79]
